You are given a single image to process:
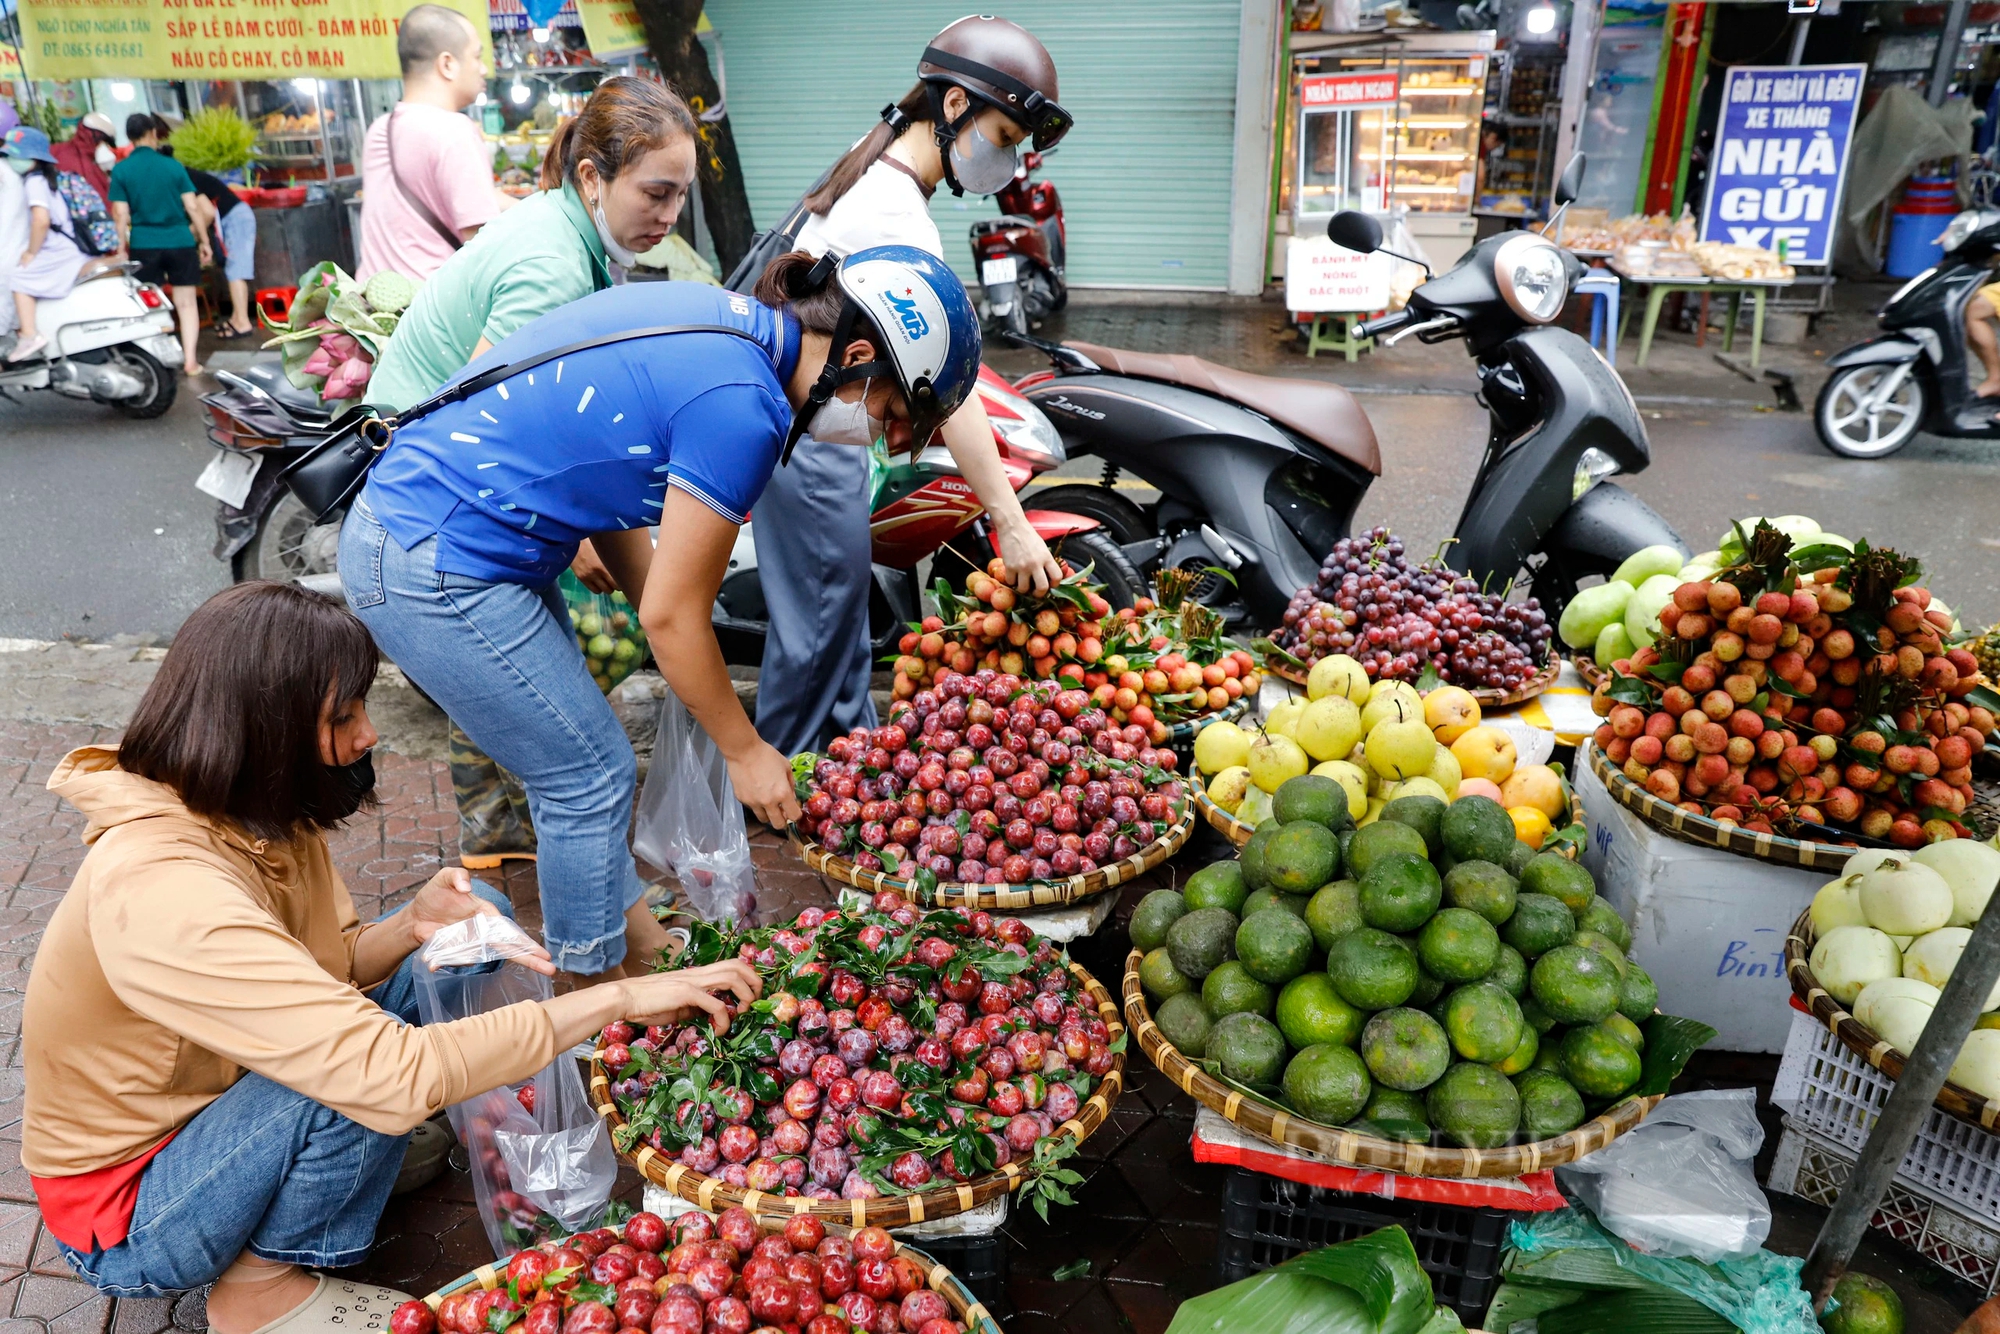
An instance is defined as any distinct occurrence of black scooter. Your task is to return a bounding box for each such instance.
[1017,156,1684,627]
[197,360,349,589]
[1815,210,2000,458]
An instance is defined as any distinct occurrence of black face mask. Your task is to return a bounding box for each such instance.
[302,750,376,825]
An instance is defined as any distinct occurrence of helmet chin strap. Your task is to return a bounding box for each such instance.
[927,82,973,198]
[780,295,892,466]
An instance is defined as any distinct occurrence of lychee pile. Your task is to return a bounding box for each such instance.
[601,893,1116,1217]
[1591,526,1995,846]
[798,668,1187,885]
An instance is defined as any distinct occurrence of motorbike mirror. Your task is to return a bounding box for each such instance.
[1327,211,1383,254]
[1553,153,1587,207]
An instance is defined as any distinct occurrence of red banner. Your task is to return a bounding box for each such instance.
[1301,70,1401,109]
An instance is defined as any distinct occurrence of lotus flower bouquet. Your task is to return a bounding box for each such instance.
[261,261,419,401]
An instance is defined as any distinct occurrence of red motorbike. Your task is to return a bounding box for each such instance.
[971,150,1066,337]
[711,366,1145,667]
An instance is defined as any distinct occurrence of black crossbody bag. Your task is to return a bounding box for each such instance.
[279,322,765,523]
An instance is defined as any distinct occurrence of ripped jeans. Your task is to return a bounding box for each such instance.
[339,496,646,974]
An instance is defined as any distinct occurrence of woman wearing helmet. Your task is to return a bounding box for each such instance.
[753,14,1074,765]
[340,248,981,978]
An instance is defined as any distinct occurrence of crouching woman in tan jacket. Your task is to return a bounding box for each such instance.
[21,581,756,1334]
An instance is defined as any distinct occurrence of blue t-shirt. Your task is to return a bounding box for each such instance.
[364,282,799,584]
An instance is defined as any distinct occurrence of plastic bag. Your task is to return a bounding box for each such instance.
[559,570,649,695]
[631,691,757,923]
[1505,1207,1820,1334]
[1555,1088,1769,1262]
[414,917,616,1257]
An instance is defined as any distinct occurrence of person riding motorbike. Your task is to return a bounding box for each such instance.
[753,14,1074,765]
[340,247,982,980]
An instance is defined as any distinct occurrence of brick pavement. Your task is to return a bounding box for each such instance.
[0,716,1217,1334]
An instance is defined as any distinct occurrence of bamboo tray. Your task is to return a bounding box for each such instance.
[1189,766,1585,857]
[590,959,1126,1227]
[419,1214,1003,1334]
[791,802,1194,910]
[1586,739,1863,871]
[1122,948,1659,1177]
[1784,907,2000,1133]
[1164,693,1250,745]
[1571,653,1608,689]
[1266,656,1561,708]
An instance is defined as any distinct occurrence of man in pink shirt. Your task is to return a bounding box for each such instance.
[357,4,509,282]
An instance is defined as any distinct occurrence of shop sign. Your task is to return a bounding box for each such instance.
[1285,235,1392,313]
[1698,62,1865,266]
[15,0,488,80]
[574,0,645,59]
[1300,70,1400,110]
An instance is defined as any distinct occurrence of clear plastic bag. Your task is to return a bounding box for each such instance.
[414,918,616,1257]
[1554,1088,1771,1263]
[631,692,757,923]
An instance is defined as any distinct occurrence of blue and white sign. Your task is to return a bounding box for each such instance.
[1699,63,1865,266]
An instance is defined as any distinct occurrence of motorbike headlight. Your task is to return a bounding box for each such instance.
[1573,446,1620,502]
[991,398,1067,466]
[1494,234,1569,325]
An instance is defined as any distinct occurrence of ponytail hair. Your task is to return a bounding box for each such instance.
[538,75,696,193]
[752,250,851,334]
[801,84,928,216]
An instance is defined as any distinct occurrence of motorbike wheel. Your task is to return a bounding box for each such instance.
[1051,528,1148,611]
[234,489,343,587]
[1003,298,1029,339]
[1022,484,1153,548]
[1815,363,1926,458]
[107,348,176,419]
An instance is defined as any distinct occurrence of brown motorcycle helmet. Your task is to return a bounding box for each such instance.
[916,15,1071,194]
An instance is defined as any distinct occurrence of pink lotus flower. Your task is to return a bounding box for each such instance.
[300,343,337,378]
[320,355,374,400]
[318,331,361,362]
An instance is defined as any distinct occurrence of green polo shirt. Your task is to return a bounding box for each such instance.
[107,146,196,250]
[369,183,611,413]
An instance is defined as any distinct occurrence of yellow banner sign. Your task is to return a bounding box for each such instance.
[16,0,488,81]
[574,0,644,60]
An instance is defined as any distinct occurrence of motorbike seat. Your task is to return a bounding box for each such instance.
[78,259,139,283]
[1066,341,1381,476]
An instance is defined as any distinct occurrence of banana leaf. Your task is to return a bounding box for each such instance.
[1637,1015,1720,1096]
[1164,1226,1441,1334]
[1481,1278,1590,1333]
[1537,1288,1738,1334]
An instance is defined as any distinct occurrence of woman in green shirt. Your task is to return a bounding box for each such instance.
[367,76,697,413]
[367,76,697,871]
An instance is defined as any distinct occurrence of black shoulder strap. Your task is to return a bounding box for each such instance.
[393,321,768,427]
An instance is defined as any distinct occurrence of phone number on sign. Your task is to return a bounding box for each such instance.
[42,39,145,56]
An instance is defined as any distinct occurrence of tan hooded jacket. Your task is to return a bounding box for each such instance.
[23,746,556,1177]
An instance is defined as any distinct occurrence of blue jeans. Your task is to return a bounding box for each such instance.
[340,495,644,974]
[57,882,512,1296]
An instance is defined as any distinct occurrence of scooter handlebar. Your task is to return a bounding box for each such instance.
[1356,309,1414,340]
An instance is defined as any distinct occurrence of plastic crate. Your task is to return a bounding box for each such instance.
[1215,1167,1508,1326]
[1772,1006,2000,1220]
[904,1231,1009,1320]
[1768,1117,2000,1297]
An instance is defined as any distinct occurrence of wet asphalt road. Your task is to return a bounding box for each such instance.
[4,353,1999,643]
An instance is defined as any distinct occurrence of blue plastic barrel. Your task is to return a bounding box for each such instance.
[1887,176,1959,277]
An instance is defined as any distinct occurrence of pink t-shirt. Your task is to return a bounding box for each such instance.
[356,102,499,282]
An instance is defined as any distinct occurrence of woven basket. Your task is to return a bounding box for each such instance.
[1123,949,1659,1176]
[1190,767,1585,857]
[1571,653,1607,689]
[590,960,1126,1226]
[418,1215,1003,1334]
[792,803,1194,910]
[1266,657,1561,708]
[1784,908,2000,1134]
[1165,694,1250,745]
[1585,740,1862,871]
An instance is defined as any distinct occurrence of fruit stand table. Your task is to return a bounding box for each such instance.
[1611,267,1793,370]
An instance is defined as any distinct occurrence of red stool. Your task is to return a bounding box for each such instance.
[255,287,298,324]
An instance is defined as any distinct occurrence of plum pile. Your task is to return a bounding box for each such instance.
[798,668,1188,885]
[1593,525,1997,845]
[1275,527,1553,693]
[395,1208,968,1334]
[601,894,1116,1214]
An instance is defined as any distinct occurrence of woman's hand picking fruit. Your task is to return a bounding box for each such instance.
[994,521,1063,597]
[730,738,801,829]
[619,960,762,1032]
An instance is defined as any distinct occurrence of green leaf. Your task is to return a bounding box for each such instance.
[1415,663,1442,692]
[486,1304,523,1333]
[1967,682,2000,715]
[1603,669,1653,707]
[1635,1014,1717,1097]
[1051,1259,1092,1282]
[1107,1031,1129,1055]
[568,1280,615,1306]
[1280,1227,1435,1334]
[1536,1288,1736,1334]
[1165,1224,1436,1334]
[1544,823,1586,856]
[1252,636,1307,670]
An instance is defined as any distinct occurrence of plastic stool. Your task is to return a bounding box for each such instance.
[255,287,297,323]
[1574,272,1620,366]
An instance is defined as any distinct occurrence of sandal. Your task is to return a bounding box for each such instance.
[216,325,259,341]
[242,1276,414,1334]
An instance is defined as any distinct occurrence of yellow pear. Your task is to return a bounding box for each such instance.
[1310,760,1370,814]
[1356,796,1386,827]
[1296,695,1364,763]
[1383,776,1450,805]
[1206,765,1252,813]
[1306,653,1370,703]
[1425,744,1462,799]
[1422,686,1481,744]
[1365,718,1437,781]
[1361,690,1422,735]
[1247,732,1310,793]
[1450,725,1519,784]
[1264,698,1308,741]
[1499,764,1566,819]
[1193,719,1252,775]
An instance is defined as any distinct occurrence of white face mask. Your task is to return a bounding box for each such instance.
[591,193,638,268]
[811,381,883,447]
[949,118,1019,196]
[94,144,116,170]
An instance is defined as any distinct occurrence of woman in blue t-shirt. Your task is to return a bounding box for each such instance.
[341,246,981,978]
